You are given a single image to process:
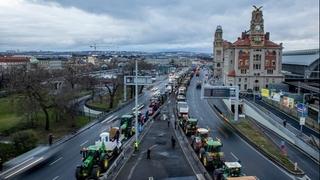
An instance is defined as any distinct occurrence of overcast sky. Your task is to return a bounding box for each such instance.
[0,0,319,52]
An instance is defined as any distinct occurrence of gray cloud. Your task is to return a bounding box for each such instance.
[0,0,318,52]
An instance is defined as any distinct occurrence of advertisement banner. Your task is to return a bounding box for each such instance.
[261,88,270,97]
[271,92,281,102]
[282,96,294,109]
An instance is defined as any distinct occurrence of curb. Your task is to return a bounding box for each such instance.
[208,103,305,176]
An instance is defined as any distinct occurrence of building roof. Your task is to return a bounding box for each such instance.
[282,50,319,66]
[0,56,30,63]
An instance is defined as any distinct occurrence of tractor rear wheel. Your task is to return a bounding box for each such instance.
[75,166,84,180]
[101,155,109,171]
[91,166,100,179]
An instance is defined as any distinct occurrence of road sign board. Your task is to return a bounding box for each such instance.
[124,76,153,85]
[299,117,305,126]
[202,85,237,98]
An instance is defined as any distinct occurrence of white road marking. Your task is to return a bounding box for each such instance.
[52,176,60,180]
[0,157,34,176]
[4,157,44,179]
[230,152,239,161]
[101,115,115,124]
[80,140,88,146]
[49,157,63,166]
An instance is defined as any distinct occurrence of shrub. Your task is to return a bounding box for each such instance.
[0,143,16,162]
[11,129,38,154]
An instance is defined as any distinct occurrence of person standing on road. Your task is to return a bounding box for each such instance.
[167,119,170,128]
[48,133,53,146]
[174,121,177,129]
[147,148,151,159]
[283,119,287,127]
[171,136,176,149]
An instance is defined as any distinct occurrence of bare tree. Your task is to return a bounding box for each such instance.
[104,75,123,109]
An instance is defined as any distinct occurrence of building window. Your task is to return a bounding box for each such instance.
[245,78,247,82]
[255,79,259,83]
[267,69,273,74]
[244,84,247,90]
[216,50,221,55]
[238,84,241,89]
[230,84,232,86]
[254,64,261,70]
[239,78,241,82]
[254,86,260,91]
[241,69,247,74]
[266,78,269,83]
[217,63,220,67]
[253,54,261,61]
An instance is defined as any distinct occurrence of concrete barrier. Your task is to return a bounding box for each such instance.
[242,99,319,162]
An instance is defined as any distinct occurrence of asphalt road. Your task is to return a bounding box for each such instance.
[13,78,168,180]
[254,99,319,138]
[187,70,294,180]
[116,98,195,180]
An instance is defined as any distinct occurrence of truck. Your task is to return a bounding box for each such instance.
[176,101,189,118]
[213,162,259,180]
[75,131,122,180]
[165,84,172,94]
[177,94,186,102]
[120,114,135,138]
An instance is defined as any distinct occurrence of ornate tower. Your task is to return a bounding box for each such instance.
[213,25,223,80]
[250,6,265,47]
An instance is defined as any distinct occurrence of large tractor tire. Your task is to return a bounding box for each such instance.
[91,165,101,179]
[203,156,208,167]
[101,155,109,171]
[75,166,84,180]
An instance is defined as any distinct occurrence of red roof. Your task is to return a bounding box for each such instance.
[265,40,281,48]
[233,37,251,47]
[227,70,236,77]
[0,57,30,63]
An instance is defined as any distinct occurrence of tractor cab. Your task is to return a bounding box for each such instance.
[185,118,198,136]
[193,128,210,152]
[223,162,242,178]
[120,114,134,138]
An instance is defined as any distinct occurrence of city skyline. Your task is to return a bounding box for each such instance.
[0,0,319,52]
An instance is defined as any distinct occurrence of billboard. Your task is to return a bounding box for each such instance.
[124,76,153,85]
[202,85,237,99]
[261,88,270,97]
[271,92,281,102]
[282,96,295,109]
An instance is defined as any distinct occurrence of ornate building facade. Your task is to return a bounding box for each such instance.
[214,6,284,92]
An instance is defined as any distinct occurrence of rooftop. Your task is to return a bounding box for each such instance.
[282,49,319,66]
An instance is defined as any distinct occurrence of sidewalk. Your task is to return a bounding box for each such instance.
[116,109,195,180]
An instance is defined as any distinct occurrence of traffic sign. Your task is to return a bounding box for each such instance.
[299,117,305,126]
[202,85,237,99]
[124,76,153,85]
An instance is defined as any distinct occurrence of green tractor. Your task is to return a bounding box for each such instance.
[184,118,198,136]
[120,114,135,138]
[75,132,123,180]
[213,161,258,180]
[75,145,108,179]
[199,138,224,169]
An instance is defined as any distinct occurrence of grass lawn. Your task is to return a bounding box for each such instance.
[0,97,22,133]
[87,89,127,111]
[235,119,299,172]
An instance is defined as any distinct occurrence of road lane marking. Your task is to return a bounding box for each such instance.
[4,157,44,179]
[52,176,60,180]
[230,152,239,161]
[49,157,63,166]
[101,115,115,124]
[80,140,88,146]
[0,157,34,176]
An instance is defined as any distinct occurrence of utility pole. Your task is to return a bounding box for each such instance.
[135,58,139,144]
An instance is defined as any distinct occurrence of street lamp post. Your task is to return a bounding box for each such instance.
[135,58,139,145]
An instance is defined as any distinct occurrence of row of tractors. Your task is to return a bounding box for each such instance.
[75,87,167,179]
[175,68,258,180]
